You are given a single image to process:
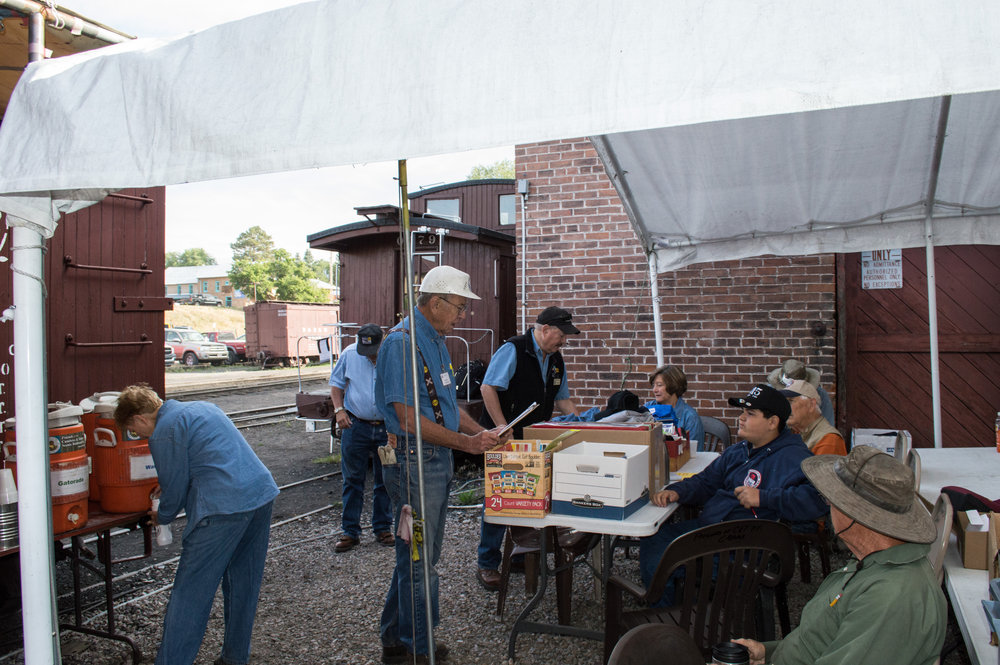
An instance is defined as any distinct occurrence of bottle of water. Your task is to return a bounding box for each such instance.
[151,497,173,546]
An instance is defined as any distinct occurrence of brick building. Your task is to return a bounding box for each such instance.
[516,138,837,430]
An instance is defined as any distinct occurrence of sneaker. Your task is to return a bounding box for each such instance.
[334,535,359,553]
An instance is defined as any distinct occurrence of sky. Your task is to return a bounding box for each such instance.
[62,0,514,265]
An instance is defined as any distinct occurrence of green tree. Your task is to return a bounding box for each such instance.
[165,247,215,267]
[228,248,326,303]
[467,158,514,180]
[230,225,275,264]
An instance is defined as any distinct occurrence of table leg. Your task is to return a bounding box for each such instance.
[506,526,602,663]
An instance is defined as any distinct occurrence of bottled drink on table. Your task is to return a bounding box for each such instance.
[995,411,1000,453]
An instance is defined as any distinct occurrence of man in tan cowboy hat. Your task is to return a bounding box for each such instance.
[767,358,834,424]
[735,446,946,665]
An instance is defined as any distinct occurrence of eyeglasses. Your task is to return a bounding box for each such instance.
[437,297,467,314]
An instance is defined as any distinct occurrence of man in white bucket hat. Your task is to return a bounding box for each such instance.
[376,265,504,664]
[735,445,946,665]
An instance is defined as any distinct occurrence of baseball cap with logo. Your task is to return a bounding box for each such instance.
[779,379,820,403]
[727,383,791,422]
[418,265,480,300]
[356,323,383,357]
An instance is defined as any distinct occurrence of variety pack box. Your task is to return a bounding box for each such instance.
[524,422,667,493]
[484,438,561,518]
[551,442,650,520]
[850,428,911,460]
[954,509,991,570]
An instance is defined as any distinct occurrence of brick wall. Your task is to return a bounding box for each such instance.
[515,139,838,433]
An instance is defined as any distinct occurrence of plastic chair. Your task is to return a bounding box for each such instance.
[496,526,599,624]
[927,493,953,584]
[905,448,921,488]
[700,416,732,453]
[604,519,795,663]
[607,624,704,665]
[791,519,832,584]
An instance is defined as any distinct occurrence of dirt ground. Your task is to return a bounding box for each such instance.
[0,368,975,664]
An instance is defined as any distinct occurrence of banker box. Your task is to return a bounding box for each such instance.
[524,422,667,493]
[850,428,911,460]
[551,441,649,520]
[955,509,991,570]
[484,439,559,518]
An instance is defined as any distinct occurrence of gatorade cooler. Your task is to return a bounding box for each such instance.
[92,425,157,514]
[2,406,90,533]
[80,392,119,501]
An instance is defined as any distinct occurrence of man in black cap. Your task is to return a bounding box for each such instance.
[638,384,827,603]
[735,446,946,665]
[474,306,582,590]
[329,323,393,553]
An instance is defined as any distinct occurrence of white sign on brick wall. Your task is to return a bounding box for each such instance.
[861,249,902,290]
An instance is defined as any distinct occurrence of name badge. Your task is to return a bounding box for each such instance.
[553,378,561,385]
[440,372,452,386]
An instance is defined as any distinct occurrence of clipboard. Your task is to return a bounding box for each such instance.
[497,401,540,438]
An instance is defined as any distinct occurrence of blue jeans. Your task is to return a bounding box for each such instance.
[340,417,392,539]
[380,436,453,656]
[156,501,273,665]
[478,509,506,570]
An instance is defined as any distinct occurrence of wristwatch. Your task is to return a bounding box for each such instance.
[334,406,346,415]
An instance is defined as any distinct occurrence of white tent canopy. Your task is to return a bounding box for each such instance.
[593,93,1000,271]
[3,1,1000,662]
[4,0,1000,232]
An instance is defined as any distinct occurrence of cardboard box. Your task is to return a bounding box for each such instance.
[484,439,561,517]
[666,436,691,472]
[524,422,667,493]
[954,509,991,570]
[988,513,1000,580]
[551,442,649,519]
[850,428,911,460]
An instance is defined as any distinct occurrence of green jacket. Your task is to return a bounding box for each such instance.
[763,542,945,665]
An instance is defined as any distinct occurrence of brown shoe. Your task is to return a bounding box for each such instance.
[476,567,501,592]
[377,531,395,546]
[334,535,359,553]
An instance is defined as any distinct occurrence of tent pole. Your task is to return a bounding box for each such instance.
[648,252,663,367]
[923,96,951,449]
[396,159,437,661]
[12,12,61,665]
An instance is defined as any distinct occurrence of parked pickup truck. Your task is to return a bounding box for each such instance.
[164,327,229,366]
[202,331,247,364]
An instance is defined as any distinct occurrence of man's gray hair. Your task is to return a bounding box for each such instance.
[416,292,439,307]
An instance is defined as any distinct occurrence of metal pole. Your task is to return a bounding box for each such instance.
[648,252,664,367]
[11,12,61,665]
[0,0,131,43]
[397,160,437,663]
[923,96,951,449]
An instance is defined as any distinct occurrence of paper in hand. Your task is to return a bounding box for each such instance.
[497,401,540,438]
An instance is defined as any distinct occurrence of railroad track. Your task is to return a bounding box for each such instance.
[228,403,300,429]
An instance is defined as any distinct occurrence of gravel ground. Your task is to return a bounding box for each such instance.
[0,373,975,664]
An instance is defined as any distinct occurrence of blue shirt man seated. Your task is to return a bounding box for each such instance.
[639,384,827,603]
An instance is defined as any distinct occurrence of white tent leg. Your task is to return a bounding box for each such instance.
[923,96,951,450]
[12,221,60,663]
[648,253,663,367]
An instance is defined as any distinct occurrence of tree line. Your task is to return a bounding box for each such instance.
[165,226,336,302]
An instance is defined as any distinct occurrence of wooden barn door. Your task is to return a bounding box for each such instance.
[840,245,1000,449]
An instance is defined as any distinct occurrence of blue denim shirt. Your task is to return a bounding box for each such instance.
[376,308,459,436]
[481,328,570,401]
[150,400,279,538]
[329,342,381,421]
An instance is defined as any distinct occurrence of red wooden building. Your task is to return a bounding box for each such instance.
[307,179,517,366]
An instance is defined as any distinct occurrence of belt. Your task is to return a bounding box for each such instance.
[348,411,384,427]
